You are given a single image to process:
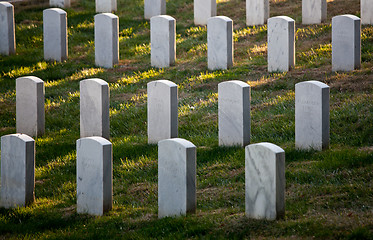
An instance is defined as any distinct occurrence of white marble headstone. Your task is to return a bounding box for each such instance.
[0,2,16,55]
[194,0,216,26]
[361,0,373,25]
[245,142,285,220]
[295,80,329,151]
[50,0,70,8]
[96,0,117,13]
[246,0,269,26]
[267,16,295,72]
[150,15,176,68]
[158,138,196,218]
[302,0,327,24]
[332,15,361,72]
[77,137,112,216]
[16,76,45,137]
[80,78,110,140]
[218,80,250,147]
[147,80,178,144]
[207,16,233,70]
[144,0,166,20]
[1,134,35,208]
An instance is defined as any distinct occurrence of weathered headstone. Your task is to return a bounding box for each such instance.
[147,80,178,144]
[50,0,70,8]
[158,138,196,218]
[295,81,329,151]
[245,142,285,220]
[95,13,119,68]
[218,80,250,147]
[96,0,117,13]
[150,15,176,68]
[16,76,45,137]
[77,137,112,216]
[80,78,110,140]
[361,0,373,25]
[207,16,233,70]
[1,134,35,208]
[194,0,216,26]
[267,16,295,72]
[144,0,166,20]
[332,15,361,71]
[246,0,269,26]
[0,2,15,55]
[302,0,327,24]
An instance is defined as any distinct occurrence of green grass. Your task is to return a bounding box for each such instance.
[0,0,372,239]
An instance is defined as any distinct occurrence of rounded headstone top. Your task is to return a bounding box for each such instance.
[332,14,360,21]
[150,15,176,22]
[208,16,233,23]
[43,8,67,14]
[0,2,14,8]
[295,80,329,89]
[1,133,34,143]
[95,13,118,20]
[158,138,196,149]
[147,80,177,88]
[268,16,295,23]
[80,78,108,86]
[246,142,284,154]
[16,76,44,84]
[219,80,250,88]
[77,136,112,146]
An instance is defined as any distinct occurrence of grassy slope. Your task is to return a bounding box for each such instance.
[0,0,372,239]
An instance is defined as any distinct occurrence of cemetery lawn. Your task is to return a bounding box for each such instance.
[0,0,372,239]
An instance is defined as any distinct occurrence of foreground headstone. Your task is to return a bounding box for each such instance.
[267,16,295,72]
[43,8,68,62]
[245,142,285,220]
[147,80,178,144]
[77,137,112,216]
[16,76,45,137]
[95,13,119,68]
[207,16,233,70]
[50,0,70,8]
[80,78,110,140]
[96,0,117,13]
[246,0,269,26]
[1,134,35,208]
[158,138,196,218]
[0,2,16,55]
[194,0,216,26]
[144,0,166,20]
[361,0,373,25]
[295,81,329,151]
[218,81,250,147]
[332,15,361,71]
[302,0,326,24]
[150,15,176,68]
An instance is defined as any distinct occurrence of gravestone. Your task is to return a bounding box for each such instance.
[267,16,295,72]
[151,15,176,68]
[43,8,68,62]
[302,0,327,24]
[0,2,15,55]
[245,142,285,220]
[295,81,329,151]
[50,0,70,8]
[194,0,216,26]
[77,137,112,216]
[96,0,117,13]
[1,134,35,208]
[207,16,233,70]
[246,0,269,26]
[332,15,361,71]
[147,80,178,144]
[80,78,110,140]
[218,80,250,147]
[361,0,373,25]
[16,76,45,137]
[158,138,196,218]
[95,13,119,68]
[144,0,166,20]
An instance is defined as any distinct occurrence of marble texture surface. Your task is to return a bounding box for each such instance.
[158,138,196,218]
[295,81,329,151]
[246,0,269,26]
[144,0,166,19]
[218,80,250,147]
[302,0,326,24]
[0,2,15,55]
[150,15,176,68]
[1,134,35,208]
[332,15,361,71]
[194,0,216,26]
[16,76,45,137]
[245,142,285,220]
[267,16,295,72]
[43,8,68,62]
[207,16,233,70]
[95,13,119,68]
[96,0,117,13]
[147,80,178,144]
[80,78,110,140]
[50,0,70,8]
[77,137,112,216]
[361,0,373,25]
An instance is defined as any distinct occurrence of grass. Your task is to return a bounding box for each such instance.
[0,0,372,239]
